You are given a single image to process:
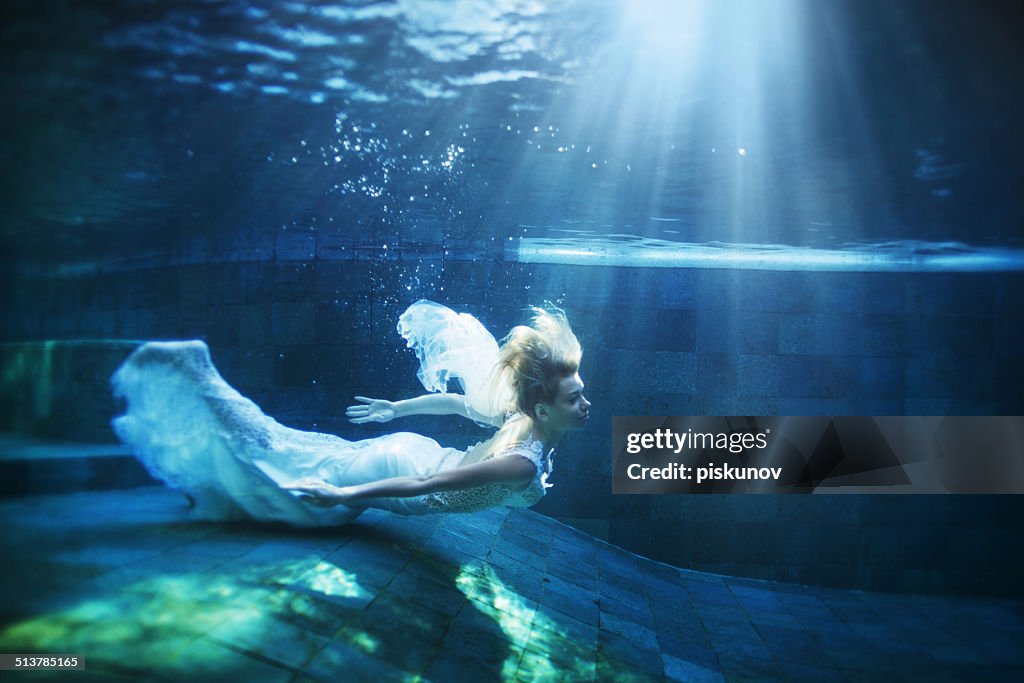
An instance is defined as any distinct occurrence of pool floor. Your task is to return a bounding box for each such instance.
[0,486,1021,682]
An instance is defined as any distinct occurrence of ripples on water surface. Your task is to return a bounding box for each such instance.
[1,0,1022,266]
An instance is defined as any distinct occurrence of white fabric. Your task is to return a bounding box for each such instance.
[109,302,542,528]
[397,299,514,427]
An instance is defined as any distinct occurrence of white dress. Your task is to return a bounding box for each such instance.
[110,300,554,528]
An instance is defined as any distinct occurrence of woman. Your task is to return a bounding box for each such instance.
[111,300,589,527]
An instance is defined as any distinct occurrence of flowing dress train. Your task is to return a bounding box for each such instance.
[110,300,552,527]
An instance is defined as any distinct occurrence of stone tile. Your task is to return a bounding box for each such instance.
[737,354,779,396]
[539,581,600,626]
[438,515,502,548]
[530,605,599,653]
[815,630,889,671]
[4,486,1024,682]
[598,593,655,629]
[496,523,549,553]
[386,568,465,617]
[544,556,598,593]
[437,616,522,671]
[343,594,449,672]
[657,620,714,651]
[655,309,697,352]
[688,583,741,609]
[754,623,822,663]
[715,653,786,682]
[772,661,848,682]
[663,653,725,683]
[745,608,803,629]
[424,646,504,682]
[458,596,533,647]
[154,636,294,682]
[515,646,596,681]
[303,638,412,683]
[206,612,328,670]
[430,526,493,558]
[600,610,659,646]
[484,541,541,572]
[177,537,264,560]
[598,569,648,598]
[271,590,361,639]
[597,629,664,677]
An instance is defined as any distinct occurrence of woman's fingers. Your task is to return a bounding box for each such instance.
[283,480,337,506]
[347,408,378,422]
[283,478,324,491]
[348,408,387,423]
[347,397,381,418]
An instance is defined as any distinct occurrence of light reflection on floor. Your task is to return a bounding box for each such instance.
[2,487,1022,681]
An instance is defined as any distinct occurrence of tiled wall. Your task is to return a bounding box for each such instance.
[544,266,1023,598]
[3,245,1023,597]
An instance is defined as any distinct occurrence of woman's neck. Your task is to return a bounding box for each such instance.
[529,419,563,453]
[504,412,562,452]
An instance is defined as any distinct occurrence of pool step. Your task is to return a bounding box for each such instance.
[0,339,141,443]
[0,433,159,498]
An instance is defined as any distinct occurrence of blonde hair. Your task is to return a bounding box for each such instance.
[492,305,583,418]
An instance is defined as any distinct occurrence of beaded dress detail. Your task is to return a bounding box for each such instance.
[423,431,554,513]
[110,300,553,527]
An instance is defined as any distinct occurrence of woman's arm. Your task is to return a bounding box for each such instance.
[283,455,536,507]
[346,393,469,424]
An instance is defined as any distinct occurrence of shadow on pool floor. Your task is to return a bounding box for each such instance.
[1,487,1022,682]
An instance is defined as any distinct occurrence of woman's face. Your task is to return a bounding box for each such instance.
[542,373,590,430]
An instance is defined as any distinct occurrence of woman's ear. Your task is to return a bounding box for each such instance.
[533,402,549,422]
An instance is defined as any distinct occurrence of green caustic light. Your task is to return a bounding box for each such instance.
[0,574,269,670]
[1,547,658,679]
[301,560,371,600]
[455,563,655,682]
[0,556,378,675]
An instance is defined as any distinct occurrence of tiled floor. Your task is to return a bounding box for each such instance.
[1,487,1022,682]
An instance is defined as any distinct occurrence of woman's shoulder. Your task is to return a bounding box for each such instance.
[493,438,543,462]
[496,410,529,432]
[490,423,554,498]
[493,418,546,464]
[493,414,536,447]
[458,413,541,467]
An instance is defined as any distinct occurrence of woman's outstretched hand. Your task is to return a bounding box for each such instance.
[283,478,365,508]
[346,396,397,424]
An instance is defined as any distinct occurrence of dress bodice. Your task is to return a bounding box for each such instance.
[421,433,554,513]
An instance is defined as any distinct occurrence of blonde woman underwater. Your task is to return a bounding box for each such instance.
[111,300,590,527]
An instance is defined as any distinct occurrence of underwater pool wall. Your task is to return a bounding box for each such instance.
[2,232,1023,597]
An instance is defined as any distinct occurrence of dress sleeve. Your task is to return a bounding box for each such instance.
[421,442,551,513]
[494,441,553,493]
[397,300,514,427]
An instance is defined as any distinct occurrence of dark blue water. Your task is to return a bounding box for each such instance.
[2,0,1024,606]
[2,0,1023,266]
